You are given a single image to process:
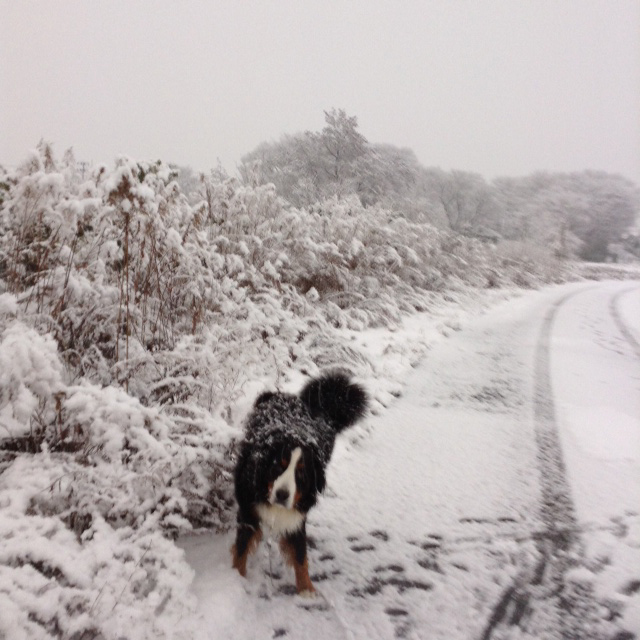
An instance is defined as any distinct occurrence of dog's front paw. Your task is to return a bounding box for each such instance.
[296,588,329,611]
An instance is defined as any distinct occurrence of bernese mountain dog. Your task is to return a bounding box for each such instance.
[231,371,368,596]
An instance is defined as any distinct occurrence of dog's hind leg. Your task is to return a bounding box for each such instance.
[280,525,315,596]
[232,517,262,577]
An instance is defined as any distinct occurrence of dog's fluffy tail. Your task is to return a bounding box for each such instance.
[300,371,368,432]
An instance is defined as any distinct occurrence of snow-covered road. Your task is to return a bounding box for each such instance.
[181,280,640,640]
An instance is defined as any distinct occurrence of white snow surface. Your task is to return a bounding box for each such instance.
[181,280,640,639]
[553,285,640,521]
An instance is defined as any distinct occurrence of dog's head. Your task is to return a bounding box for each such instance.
[250,440,324,514]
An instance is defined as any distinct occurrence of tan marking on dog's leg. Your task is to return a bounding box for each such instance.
[279,537,315,595]
[231,528,262,577]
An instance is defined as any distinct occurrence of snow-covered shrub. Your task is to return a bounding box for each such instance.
[0,461,198,640]
[0,320,222,530]
[0,323,205,638]
[493,240,570,288]
[0,321,65,454]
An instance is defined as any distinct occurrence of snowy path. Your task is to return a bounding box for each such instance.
[181,280,640,640]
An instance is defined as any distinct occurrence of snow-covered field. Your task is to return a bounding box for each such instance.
[181,280,640,640]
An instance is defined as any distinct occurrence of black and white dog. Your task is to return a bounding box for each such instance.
[231,371,368,595]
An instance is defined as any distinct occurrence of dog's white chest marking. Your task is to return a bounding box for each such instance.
[256,503,305,535]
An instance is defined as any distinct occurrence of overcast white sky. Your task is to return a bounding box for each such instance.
[2,1,639,183]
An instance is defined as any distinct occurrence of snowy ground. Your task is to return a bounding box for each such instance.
[180,280,640,640]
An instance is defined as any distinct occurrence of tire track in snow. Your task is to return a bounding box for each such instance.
[482,287,599,640]
[610,285,640,359]
[532,289,582,540]
[530,287,599,639]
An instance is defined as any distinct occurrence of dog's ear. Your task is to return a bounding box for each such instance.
[300,371,368,432]
[254,391,276,407]
[311,454,326,495]
[233,448,253,506]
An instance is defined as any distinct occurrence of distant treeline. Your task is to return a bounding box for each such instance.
[231,109,640,263]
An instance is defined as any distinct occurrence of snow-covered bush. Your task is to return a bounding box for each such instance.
[492,240,571,288]
[0,322,204,639]
[0,464,198,640]
[0,322,64,445]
